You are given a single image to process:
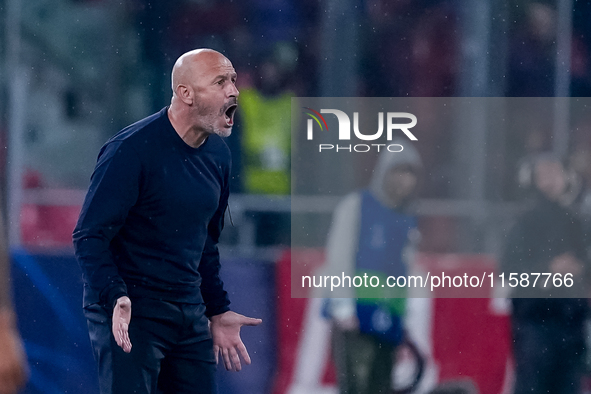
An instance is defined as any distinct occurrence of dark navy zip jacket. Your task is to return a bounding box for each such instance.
[73,107,230,317]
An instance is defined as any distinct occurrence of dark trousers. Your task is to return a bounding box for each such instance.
[332,328,395,394]
[512,318,585,394]
[83,298,217,394]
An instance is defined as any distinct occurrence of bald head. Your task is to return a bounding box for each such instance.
[171,49,230,95]
[168,48,239,142]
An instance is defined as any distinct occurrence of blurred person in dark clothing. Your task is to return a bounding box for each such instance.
[74,49,261,394]
[503,154,589,394]
[0,202,27,394]
[507,3,557,96]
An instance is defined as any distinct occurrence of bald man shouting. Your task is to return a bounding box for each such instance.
[74,49,261,394]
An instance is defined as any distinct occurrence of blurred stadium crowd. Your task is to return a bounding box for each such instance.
[6,0,591,199]
[4,0,591,393]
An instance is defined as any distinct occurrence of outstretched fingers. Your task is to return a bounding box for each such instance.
[210,312,262,371]
[237,341,251,365]
[241,317,262,327]
[222,347,232,371]
[213,345,220,364]
[115,322,132,353]
[229,346,242,371]
[112,297,132,353]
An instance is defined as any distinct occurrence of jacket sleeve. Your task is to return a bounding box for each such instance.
[198,169,231,318]
[73,141,142,309]
[321,193,361,320]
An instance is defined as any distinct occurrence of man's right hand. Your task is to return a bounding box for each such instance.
[112,296,132,353]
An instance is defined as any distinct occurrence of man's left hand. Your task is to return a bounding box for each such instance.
[210,311,262,371]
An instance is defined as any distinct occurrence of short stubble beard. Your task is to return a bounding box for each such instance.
[194,103,232,138]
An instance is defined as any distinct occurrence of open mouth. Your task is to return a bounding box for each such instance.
[224,104,238,126]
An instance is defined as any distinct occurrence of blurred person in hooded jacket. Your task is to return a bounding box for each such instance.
[322,141,422,394]
[502,153,589,394]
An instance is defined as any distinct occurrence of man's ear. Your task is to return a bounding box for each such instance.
[176,84,193,105]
